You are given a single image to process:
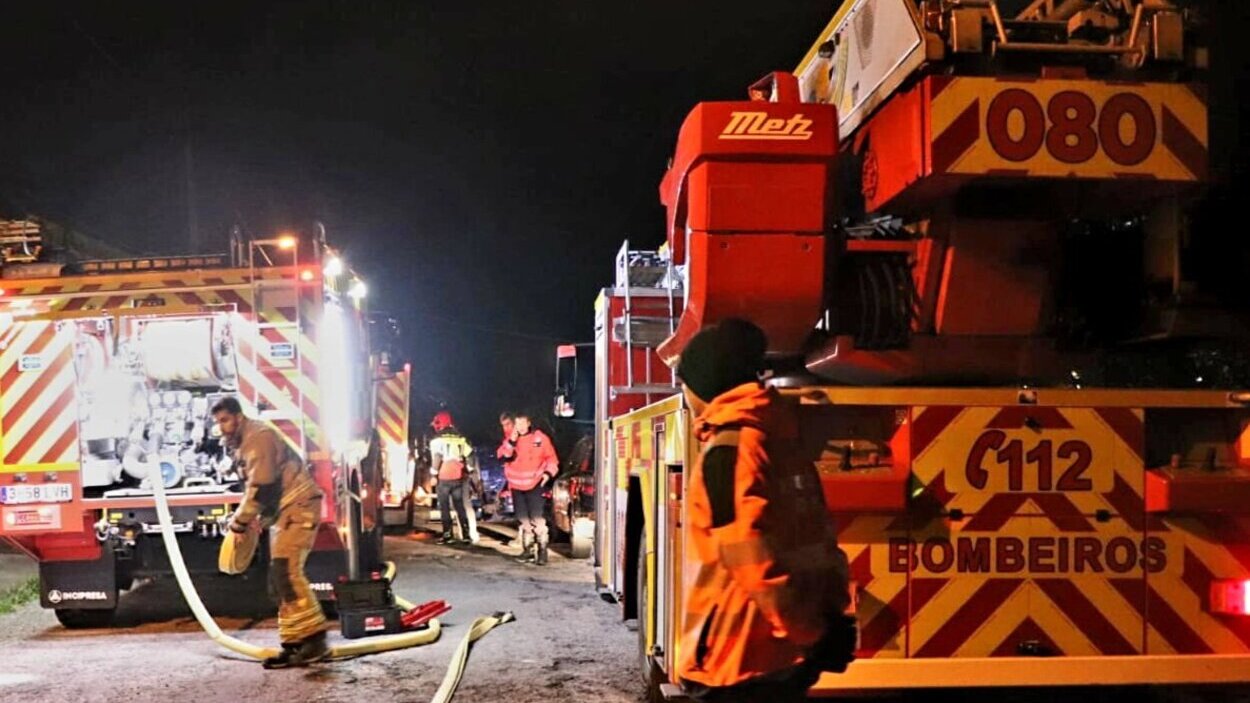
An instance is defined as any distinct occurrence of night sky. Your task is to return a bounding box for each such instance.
[1,2,1248,440]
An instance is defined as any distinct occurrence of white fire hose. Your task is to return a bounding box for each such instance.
[149,476,513,701]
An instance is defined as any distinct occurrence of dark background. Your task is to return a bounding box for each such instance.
[0,2,1247,440]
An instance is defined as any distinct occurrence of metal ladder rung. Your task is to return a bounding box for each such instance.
[611,384,678,396]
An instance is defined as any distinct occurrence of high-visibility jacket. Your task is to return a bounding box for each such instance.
[498,429,558,491]
[430,429,473,481]
[676,383,850,689]
[231,418,323,529]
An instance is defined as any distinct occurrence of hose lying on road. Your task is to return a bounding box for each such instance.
[150,476,440,658]
[150,475,513,700]
[431,610,516,703]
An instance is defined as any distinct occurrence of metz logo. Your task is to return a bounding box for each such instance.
[719,111,814,141]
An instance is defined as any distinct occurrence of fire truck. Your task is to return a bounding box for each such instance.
[591,1,1250,697]
[553,243,683,578]
[0,222,395,628]
[374,343,417,528]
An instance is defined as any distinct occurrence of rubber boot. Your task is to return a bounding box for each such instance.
[535,543,548,566]
[514,534,536,563]
[286,631,330,667]
[263,632,328,669]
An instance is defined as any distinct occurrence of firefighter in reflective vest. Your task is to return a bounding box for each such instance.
[215,397,328,669]
[674,319,856,702]
[429,411,477,545]
[498,411,558,565]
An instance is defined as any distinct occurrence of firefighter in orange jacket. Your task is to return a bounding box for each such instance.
[674,319,855,702]
[498,411,558,565]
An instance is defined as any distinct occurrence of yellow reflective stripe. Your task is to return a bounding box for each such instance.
[278,481,321,512]
[701,430,741,451]
[719,537,770,568]
[720,537,837,571]
[0,462,79,474]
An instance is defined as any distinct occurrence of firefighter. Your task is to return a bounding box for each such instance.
[214,397,328,669]
[673,319,856,702]
[498,412,516,453]
[429,411,476,544]
[498,410,558,565]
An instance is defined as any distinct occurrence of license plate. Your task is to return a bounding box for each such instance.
[0,483,73,504]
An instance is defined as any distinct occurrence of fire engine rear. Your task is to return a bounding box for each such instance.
[0,224,389,628]
[590,1,1250,698]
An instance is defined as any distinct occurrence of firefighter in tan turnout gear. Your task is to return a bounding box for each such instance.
[215,397,329,669]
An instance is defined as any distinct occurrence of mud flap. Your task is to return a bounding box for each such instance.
[304,548,347,603]
[40,551,117,610]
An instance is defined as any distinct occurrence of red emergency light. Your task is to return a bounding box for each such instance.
[1210,580,1250,616]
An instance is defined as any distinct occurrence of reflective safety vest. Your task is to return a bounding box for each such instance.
[676,383,850,689]
[430,431,473,481]
[499,429,558,492]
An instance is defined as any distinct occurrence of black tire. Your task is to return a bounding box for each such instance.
[348,471,385,574]
[360,524,384,574]
[635,546,664,702]
[55,608,117,629]
[551,520,570,544]
[546,505,567,543]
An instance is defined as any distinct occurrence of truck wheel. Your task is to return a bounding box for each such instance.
[635,547,664,703]
[55,607,117,630]
[551,521,570,544]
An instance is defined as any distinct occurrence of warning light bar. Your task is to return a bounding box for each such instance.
[1210,580,1250,616]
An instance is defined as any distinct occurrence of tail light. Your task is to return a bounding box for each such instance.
[580,484,595,497]
[1210,580,1250,615]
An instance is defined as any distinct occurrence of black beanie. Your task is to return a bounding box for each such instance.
[676,318,768,402]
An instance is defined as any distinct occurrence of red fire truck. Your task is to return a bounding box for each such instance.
[593,1,1250,698]
[0,223,391,627]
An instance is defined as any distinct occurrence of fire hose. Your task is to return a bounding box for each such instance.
[149,475,513,701]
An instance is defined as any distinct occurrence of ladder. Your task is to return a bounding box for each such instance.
[611,239,682,400]
[247,239,308,454]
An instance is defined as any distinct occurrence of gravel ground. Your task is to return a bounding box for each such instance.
[0,523,642,703]
[3,529,1250,703]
